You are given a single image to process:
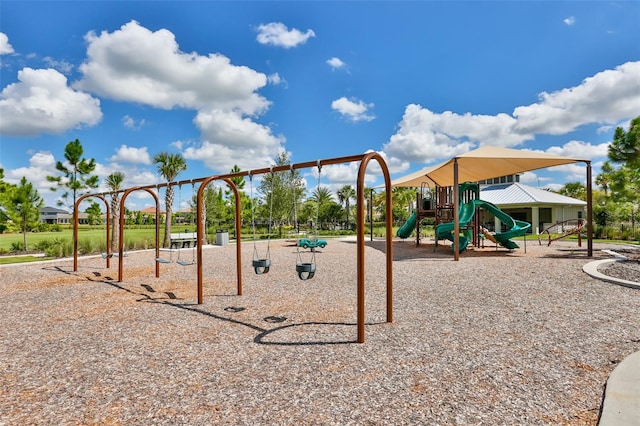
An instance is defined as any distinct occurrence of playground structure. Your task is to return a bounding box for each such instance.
[72,152,393,343]
[538,218,587,247]
[397,181,531,252]
[390,146,594,261]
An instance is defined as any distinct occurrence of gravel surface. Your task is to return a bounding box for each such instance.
[1,238,639,425]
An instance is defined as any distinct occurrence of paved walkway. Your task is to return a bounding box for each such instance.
[583,257,640,425]
[599,350,640,425]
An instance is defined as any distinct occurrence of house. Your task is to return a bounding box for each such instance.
[40,206,92,225]
[479,182,586,234]
[40,206,72,224]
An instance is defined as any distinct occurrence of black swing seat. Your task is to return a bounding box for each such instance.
[253,259,271,275]
[155,257,171,264]
[296,262,316,280]
[176,259,193,266]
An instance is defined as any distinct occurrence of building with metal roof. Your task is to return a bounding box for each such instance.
[479,182,586,234]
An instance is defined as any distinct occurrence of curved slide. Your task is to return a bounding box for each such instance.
[475,200,530,249]
[396,210,417,239]
[435,199,531,252]
[434,201,477,252]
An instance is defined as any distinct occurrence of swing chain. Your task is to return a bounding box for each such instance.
[250,170,272,274]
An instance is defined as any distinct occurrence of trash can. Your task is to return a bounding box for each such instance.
[215,229,229,246]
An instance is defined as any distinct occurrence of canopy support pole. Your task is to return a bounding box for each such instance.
[453,159,460,261]
[586,160,593,257]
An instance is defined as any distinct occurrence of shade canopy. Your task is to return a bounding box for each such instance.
[391,146,587,188]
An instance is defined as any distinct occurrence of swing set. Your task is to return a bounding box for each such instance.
[72,152,393,343]
[155,183,196,266]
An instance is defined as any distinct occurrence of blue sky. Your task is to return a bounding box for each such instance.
[1,1,639,211]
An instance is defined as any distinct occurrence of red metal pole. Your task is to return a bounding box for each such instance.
[586,161,593,257]
[223,178,243,297]
[118,188,159,282]
[357,152,393,343]
[73,194,110,271]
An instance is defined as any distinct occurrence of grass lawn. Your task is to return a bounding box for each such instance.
[0,255,54,265]
[0,227,167,252]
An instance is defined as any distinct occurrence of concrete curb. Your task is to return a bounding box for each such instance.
[582,259,640,290]
[599,351,640,425]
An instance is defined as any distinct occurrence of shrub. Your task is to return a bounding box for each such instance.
[10,241,25,252]
[78,238,97,255]
[42,238,73,258]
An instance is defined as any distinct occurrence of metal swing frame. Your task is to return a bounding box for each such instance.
[175,183,196,266]
[74,152,395,343]
[249,170,273,274]
[154,185,174,264]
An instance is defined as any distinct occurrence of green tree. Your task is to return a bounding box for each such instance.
[85,201,102,225]
[153,152,187,247]
[597,116,640,204]
[555,182,587,201]
[105,171,125,251]
[5,177,44,251]
[310,186,335,229]
[391,187,416,220]
[0,168,16,233]
[47,138,99,212]
[337,184,356,227]
[222,164,246,236]
[608,116,640,167]
[364,187,376,223]
[258,152,305,235]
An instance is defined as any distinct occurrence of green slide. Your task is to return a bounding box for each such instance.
[435,199,531,251]
[397,210,417,239]
[472,200,530,249]
[434,201,476,252]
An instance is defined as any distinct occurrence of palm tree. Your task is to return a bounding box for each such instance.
[392,187,416,213]
[153,152,187,248]
[336,184,356,228]
[311,186,333,207]
[311,186,333,229]
[105,172,125,252]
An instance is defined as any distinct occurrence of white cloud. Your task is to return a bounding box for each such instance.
[122,114,146,130]
[544,140,609,160]
[383,62,640,167]
[72,20,285,173]
[547,162,589,182]
[518,171,539,184]
[4,151,55,187]
[43,57,74,74]
[75,21,270,115]
[267,72,286,86]
[109,145,152,164]
[331,97,376,122]
[184,109,285,170]
[255,22,315,49]
[383,104,523,164]
[564,16,576,26]
[0,32,14,55]
[513,61,640,135]
[0,67,102,136]
[327,57,346,70]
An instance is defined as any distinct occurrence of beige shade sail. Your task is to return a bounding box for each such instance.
[392,146,587,187]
